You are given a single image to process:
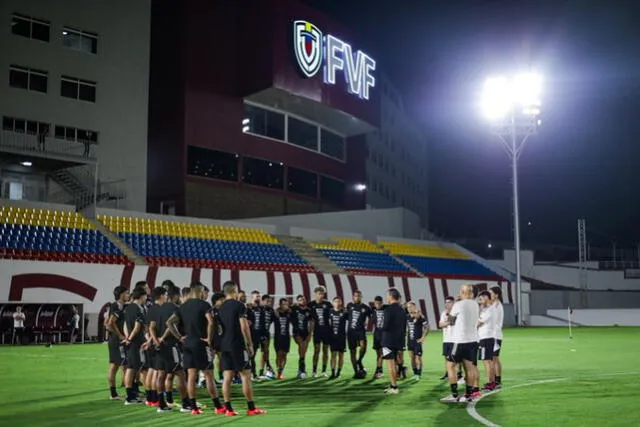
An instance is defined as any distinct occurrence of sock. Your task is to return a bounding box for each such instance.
[472,387,480,393]
[213,397,222,409]
[337,368,342,377]
[377,366,382,374]
[109,386,117,397]
[298,358,304,372]
[450,383,458,397]
[391,384,398,389]
[331,368,336,377]
[158,392,167,408]
[190,398,197,410]
[259,369,264,376]
[417,368,422,376]
[248,400,256,411]
[145,390,150,401]
[466,385,473,396]
[225,401,233,412]
[165,391,173,404]
[357,357,364,371]
[414,368,419,375]
[322,364,327,373]
[152,390,159,402]
[182,397,190,408]
[126,387,134,401]
[496,375,502,384]
[352,362,358,372]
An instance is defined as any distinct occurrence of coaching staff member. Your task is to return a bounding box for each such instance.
[218,281,267,416]
[381,288,406,395]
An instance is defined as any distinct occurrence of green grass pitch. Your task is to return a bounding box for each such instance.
[0,327,638,426]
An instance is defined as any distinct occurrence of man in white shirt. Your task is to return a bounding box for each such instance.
[440,284,480,403]
[477,291,496,390]
[490,286,505,388]
[12,306,26,345]
[70,306,80,343]
[438,297,463,382]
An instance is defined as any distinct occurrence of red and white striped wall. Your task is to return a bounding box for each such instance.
[0,260,511,335]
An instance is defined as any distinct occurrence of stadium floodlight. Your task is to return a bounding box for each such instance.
[20,161,32,167]
[242,118,250,133]
[481,72,543,326]
[354,183,367,191]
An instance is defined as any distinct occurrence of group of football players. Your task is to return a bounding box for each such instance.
[103,279,505,416]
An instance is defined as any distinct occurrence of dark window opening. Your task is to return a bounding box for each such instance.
[320,129,345,160]
[287,117,317,150]
[320,176,345,206]
[242,156,284,189]
[243,104,285,140]
[9,67,28,89]
[287,167,317,198]
[187,146,238,182]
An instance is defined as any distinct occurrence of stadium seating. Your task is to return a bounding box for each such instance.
[380,241,500,278]
[313,238,415,276]
[98,215,314,271]
[0,206,128,264]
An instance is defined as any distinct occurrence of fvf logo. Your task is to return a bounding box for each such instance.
[293,20,376,101]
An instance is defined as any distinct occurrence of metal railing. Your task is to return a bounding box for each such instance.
[0,130,97,161]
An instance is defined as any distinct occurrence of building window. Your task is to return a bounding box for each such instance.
[243,103,285,140]
[11,14,50,42]
[187,146,238,181]
[287,167,317,198]
[242,157,284,189]
[8,182,23,200]
[2,116,49,135]
[54,125,98,143]
[320,176,344,206]
[62,27,98,54]
[9,65,47,93]
[320,129,345,161]
[287,117,318,151]
[61,75,96,102]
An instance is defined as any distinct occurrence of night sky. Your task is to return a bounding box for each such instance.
[304,0,640,253]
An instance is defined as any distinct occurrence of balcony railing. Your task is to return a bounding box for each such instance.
[0,130,97,161]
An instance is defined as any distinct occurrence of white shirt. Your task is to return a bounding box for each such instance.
[493,302,504,340]
[450,299,479,344]
[478,305,496,340]
[440,311,452,343]
[13,312,25,328]
[71,314,80,329]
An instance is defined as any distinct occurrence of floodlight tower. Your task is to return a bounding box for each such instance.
[481,73,542,326]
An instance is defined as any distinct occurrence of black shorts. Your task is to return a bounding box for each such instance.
[252,332,269,350]
[330,335,346,353]
[220,347,251,372]
[183,343,208,371]
[314,327,331,345]
[381,346,400,360]
[145,348,156,370]
[373,331,382,350]
[212,336,222,353]
[347,329,366,350]
[294,331,309,341]
[156,344,183,373]
[478,338,495,360]
[494,339,503,357]
[126,344,145,371]
[274,335,291,353]
[407,340,423,357]
[448,342,478,365]
[108,339,126,365]
[442,342,453,357]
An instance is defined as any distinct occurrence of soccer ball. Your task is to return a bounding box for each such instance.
[299,372,307,379]
[265,370,276,380]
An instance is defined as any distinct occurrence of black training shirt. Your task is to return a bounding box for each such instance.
[291,305,312,334]
[178,298,211,347]
[273,310,291,338]
[309,300,332,329]
[218,299,248,352]
[329,309,348,338]
[124,303,146,346]
[247,304,262,333]
[382,302,406,350]
[407,315,426,343]
[373,305,387,333]
[146,303,164,339]
[159,302,179,345]
[261,306,275,334]
[108,301,126,341]
[347,302,371,331]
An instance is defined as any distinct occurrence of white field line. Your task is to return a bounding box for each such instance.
[466,371,638,427]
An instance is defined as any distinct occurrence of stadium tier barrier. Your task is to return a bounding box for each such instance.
[380,241,502,279]
[98,215,313,272]
[542,308,640,327]
[0,260,513,338]
[0,206,128,264]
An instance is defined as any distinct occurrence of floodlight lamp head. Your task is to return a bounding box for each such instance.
[482,73,542,121]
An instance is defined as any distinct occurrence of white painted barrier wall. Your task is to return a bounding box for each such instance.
[0,260,512,337]
[546,309,640,327]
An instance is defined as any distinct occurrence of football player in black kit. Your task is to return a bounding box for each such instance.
[166,281,225,416]
[291,294,312,378]
[382,288,406,395]
[258,294,275,378]
[146,287,171,411]
[329,296,348,379]
[123,286,148,405]
[406,301,430,381]
[347,290,371,379]
[371,296,386,379]
[309,286,332,377]
[246,291,263,379]
[273,298,292,379]
[210,293,225,383]
[218,281,267,416]
[105,285,130,400]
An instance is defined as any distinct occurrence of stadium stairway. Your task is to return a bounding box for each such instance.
[87,218,147,265]
[381,248,425,278]
[276,235,346,274]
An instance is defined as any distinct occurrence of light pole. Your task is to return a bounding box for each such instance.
[481,73,542,326]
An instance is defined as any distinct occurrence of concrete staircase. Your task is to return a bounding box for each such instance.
[380,248,425,277]
[276,235,346,274]
[87,218,147,265]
